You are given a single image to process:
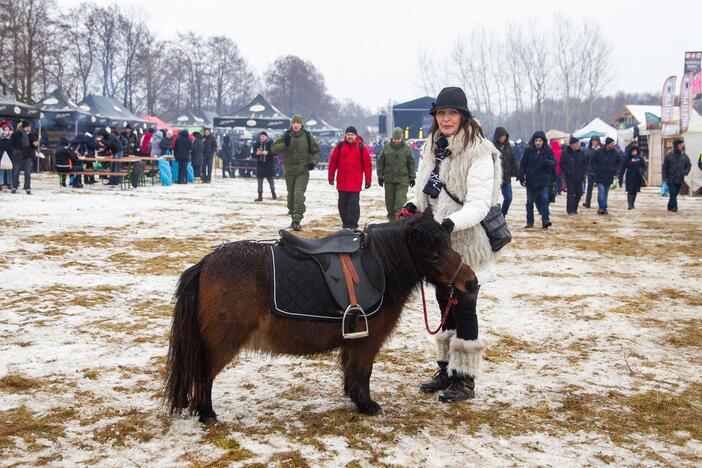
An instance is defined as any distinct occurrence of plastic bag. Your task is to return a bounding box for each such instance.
[158,158,173,186]
[660,182,669,196]
[0,151,12,170]
[186,162,194,182]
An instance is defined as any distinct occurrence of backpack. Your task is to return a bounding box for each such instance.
[284,129,312,150]
[334,140,365,158]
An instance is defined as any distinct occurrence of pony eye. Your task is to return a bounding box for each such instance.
[429,253,440,263]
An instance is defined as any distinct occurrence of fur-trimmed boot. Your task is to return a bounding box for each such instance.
[419,330,454,393]
[439,337,484,403]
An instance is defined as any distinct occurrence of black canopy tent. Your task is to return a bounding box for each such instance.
[393,96,433,139]
[214,94,290,130]
[0,94,40,121]
[305,113,341,138]
[39,88,108,132]
[78,95,148,130]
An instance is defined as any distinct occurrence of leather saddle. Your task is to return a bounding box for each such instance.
[268,229,385,330]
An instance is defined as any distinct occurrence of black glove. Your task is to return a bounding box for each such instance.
[441,218,455,234]
[365,183,371,189]
[378,178,384,187]
[307,163,315,170]
[283,130,291,147]
[409,179,415,188]
[329,179,334,185]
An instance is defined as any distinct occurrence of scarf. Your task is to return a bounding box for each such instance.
[423,135,451,199]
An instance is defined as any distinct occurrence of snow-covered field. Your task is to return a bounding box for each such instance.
[1,171,700,467]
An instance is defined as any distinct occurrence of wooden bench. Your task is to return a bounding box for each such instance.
[58,170,130,190]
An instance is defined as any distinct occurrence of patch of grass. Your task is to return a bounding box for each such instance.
[266,450,310,467]
[90,409,166,447]
[197,426,254,464]
[0,405,75,453]
[0,374,42,392]
[484,332,540,364]
[666,319,702,349]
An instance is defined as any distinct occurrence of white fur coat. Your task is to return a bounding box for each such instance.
[409,129,502,283]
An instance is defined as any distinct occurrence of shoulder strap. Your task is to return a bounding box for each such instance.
[305,130,311,150]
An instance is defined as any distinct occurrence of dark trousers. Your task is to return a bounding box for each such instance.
[177,159,188,184]
[257,175,275,196]
[57,164,84,186]
[500,182,513,216]
[108,151,123,185]
[526,185,550,226]
[203,156,213,182]
[221,157,231,177]
[192,164,201,180]
[584,175,595,206]
[338,190,360,229]
[565,178,583,213]
[627,191,638,209]
[436,283,480,340]
[11,153,32,190]
[668,183,681,211]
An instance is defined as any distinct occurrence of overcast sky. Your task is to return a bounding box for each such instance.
[61,0,698,110]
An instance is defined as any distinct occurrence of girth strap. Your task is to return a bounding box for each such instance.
[339,253,360,306]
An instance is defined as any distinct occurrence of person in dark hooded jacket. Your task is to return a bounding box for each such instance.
[662,139,691,212]
[201,128,217,183]
[493,127,518,216]
[190,132,204,180]
[54,137,84,188]
[582,136,601,208]
[252,131,276,201]
[220,135,234,178]
[560,136,587,214]
[618,145,646,210]
[591,137,620,214]
[174,130,192,184]
[518,131,556,228]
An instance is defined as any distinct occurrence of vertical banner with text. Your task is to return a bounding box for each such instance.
[684,51,702,100]
[680,72,693,133]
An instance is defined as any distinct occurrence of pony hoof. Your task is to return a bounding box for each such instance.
[359,401,382,416]
[198,414,218,425]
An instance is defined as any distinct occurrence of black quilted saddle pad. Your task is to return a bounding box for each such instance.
[267,244,385,321]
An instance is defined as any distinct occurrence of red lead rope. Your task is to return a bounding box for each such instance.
[420,281,458,335]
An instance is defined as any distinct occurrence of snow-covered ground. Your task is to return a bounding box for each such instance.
[1,172,700,467]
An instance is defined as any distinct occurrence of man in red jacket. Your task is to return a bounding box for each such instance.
[328,126,372,229]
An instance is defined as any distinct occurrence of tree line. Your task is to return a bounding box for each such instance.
[417,17,657,140]
[0,0,373,129]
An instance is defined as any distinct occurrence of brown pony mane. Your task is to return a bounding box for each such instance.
[365,211,449,303]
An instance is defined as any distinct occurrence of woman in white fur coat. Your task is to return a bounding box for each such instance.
[399,87,502,402]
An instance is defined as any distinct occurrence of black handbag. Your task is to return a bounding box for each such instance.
[441,184,512,252]
[480,205,512,252]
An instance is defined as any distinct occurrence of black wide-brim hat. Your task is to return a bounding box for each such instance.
[430,87,472,117]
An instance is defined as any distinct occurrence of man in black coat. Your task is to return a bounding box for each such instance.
[662,139,691,212]
[582,135,601,208]
[252,131,276,201]
[518,131,556,229]
[174,130,192,184]
[493,126,518,217]
[591,137,620,215]
[560,136,587,214]
[122,124,138,156]
[201,128,217,183]
[96,129,124,186]
[10,121,38,194]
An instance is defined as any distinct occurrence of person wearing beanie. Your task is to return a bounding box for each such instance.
[662,139,691,212]
[399,86,504,403]
[252,131,276,201]
[377,127,415,220]
[54,137,84,188]
[582,135,601,208]
[618,145,647,210]
[9,120,38,194]
[122,124,138,156]
[271,114,321,231]
[201,128,217,183]
[519,131,556,228]
[327,126,372,229]
[591,136,620,215]
[560,136,587,214]
[492,127,518,217]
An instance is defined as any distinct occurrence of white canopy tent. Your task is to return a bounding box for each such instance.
[573,117,619,141]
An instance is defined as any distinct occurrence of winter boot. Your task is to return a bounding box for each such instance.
[255,193,263,202]
[271,190,277,200]
[291,221,302,231]
[419,330,454,393]
[439,371,475,402]
[419,361,450,393]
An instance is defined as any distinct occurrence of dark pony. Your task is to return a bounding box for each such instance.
[165,211,476,423]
